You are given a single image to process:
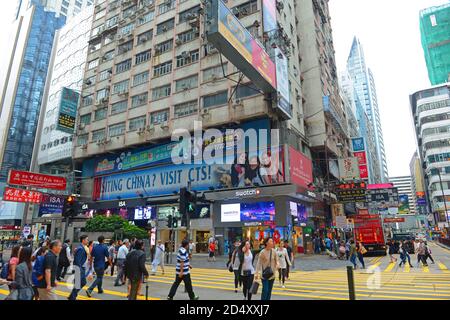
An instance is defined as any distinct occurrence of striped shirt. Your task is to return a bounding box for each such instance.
[175,247,190,275]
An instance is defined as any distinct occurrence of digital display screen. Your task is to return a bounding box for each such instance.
[289,201,308,223]
[134,206,154,220]
[221,202,276,222]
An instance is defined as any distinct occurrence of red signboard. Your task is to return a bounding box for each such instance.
[353,151,367,165]
[3,187,43,204]
[359,165,368,179]
[384,218,405,223]
[8,170,67,190]
[288,146,313,189]
[358,208,369,215]
[0,225,21,230]
[367,183,394,190]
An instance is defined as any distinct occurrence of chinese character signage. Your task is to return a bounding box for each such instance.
[367,188,399,209]
[57,87,79,134]
[3,187,43,204]
[288,146,313,189]
[338,157,360,181]
[8,170,67,191]
[38,194,65,216]
[335,182,367,203]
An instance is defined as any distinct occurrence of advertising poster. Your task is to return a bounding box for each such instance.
[262,0,277,33]
[398,194,410,214]
[288,146,313,189]
[338,157,360,180]
[274,48,292,119]
[351,138,365,152]
[38,194,65,216]
[57,87,79,134]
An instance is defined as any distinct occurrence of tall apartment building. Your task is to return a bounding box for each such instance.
[420,3,450,86]
[410,83,450,227]
[388,176,414,215]
[0,0,93,226]
[296,0,351,188]
[346,37,388,183]
[410,151,430,225]
[15,0,94,19]
[72,0,322,248]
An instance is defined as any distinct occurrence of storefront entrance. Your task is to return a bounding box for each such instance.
[195,230,211,253]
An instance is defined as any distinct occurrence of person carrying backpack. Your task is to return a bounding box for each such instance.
[32,246,48,300]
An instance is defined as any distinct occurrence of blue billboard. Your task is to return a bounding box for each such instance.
[351,137,365,152]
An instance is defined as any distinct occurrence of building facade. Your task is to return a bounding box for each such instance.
[410,83,450,228]
[346,37,388,183]
[71,0,330,252]
[15,0,94,19]
[420,3,450,86]
[409,151,430,228]
[388,176,414,215]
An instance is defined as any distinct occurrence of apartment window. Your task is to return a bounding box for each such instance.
[88,59,99,70]
[118,40,133,54]
[156,18,175,35]
[232,0,258,17]
[235,83,260,99]
[133,71,149,87]
[152,84,171,100]
[179,6,200,23]
[120,23,135,35]
[203,91,228,109]
[92,129,106,142]
[176,49,199,68]
[104,33,116,45]
[174,100,198,118]
[109,122,126,137]
[158,0,175,14]
[95,9,106,20]
[96,88,110,103]
[77,134,88,146]
[131,92,148,108]
[103,50,115,61]
[150,110,169,124]
[99,68,112,81]
[137,30,153,45]
[85,75,96,87]
[135,50,151,64]
[129,116,146,131]
[94,108,107,121]
[155,39,173,55]
[175,75,198,92]
[79,114,91,125]
[111,100,128,115]
[82,95,94,107]
[203,64,225,82]
[138,10,154,25]
[122,5,137,19]
[115,59,132,73]
[89,41,101,53]
[177,29,199,44]
[105,15,119,28]
[153,61,172,77]
[41,144,46,151]
[113,80,129,94]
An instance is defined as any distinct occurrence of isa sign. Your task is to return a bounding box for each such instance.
[57,87,79,134]
[352,138,365,152]
[38,195,65,216]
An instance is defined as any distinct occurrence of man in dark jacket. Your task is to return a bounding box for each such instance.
[124,239,148,300]
[68,235,89,300]
[57,239,71,281]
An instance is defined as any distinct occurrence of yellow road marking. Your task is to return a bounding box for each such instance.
[438,262,448,271]
[384,262,396,272]
[404,264,410,273]
[423,266,430,273]
[0,288,96,300]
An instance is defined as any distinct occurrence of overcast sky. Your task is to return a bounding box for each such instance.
[0,0,448,177]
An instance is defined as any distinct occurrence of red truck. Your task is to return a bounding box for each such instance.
[352,214,387,256]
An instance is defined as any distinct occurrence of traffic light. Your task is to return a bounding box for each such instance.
[62,195,76,218]
[167,214,173,228]
[180,187,196,227]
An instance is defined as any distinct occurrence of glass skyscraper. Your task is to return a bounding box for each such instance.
[346,37,389,183]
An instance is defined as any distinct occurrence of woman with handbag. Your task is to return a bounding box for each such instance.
[276,241,291,288]
[239,241,255,300]
[255,237,279,301]
[231,240,242,293]
[356,241,366,269]
[14,247,34,300]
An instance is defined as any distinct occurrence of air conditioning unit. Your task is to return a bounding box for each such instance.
[175,37,183,46]
[181,51,190,59]
[81,144,88,150]
[233,99,243,108]
[137,127,146,135]
[161,26,168,32]
[78,123,86,130]
[118,35,125,42]
[185,13,196,20]
[201,108,210,116]
[101,97,109,104]
[139,35,149,43]
[154,47,161,55]
[85,79,92,86]
[146,124,154,132]
[276,0,284,10]
[161,121,169,130]
[118,91,129,97]
[130,13,136,20]
[189,18,199,27]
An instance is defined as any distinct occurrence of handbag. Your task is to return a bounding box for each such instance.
[262,250,274,280]
[250,281,259,295]
[228,264,233,273]
[360,245,367,255]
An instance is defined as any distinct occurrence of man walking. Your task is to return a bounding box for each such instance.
[123,239,149,300]
[108,240,116,276]
[68,235,89,300]
[86,236,111,297]
[284,241,294,279]
[36,240,62,300]
[57,239,71,281]
[114,239,129,286]
[167,239,199,300]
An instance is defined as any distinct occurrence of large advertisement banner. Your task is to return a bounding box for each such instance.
[8,170,67,190]
[274,48,292,119]
[398,194,410,214]
[338,157,360,181]
[206,0,276,93]
[57,87,79,134]
[288,146,313,189]
[3,187,43,204]
[38,194,65,216]
[262,0,277,34]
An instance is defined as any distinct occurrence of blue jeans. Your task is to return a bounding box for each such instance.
[261,279,274,300]
[350,254,357,268]
[68,267,87,300]
[88,267,105,293]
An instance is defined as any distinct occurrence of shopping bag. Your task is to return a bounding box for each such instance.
[250,281,259,295]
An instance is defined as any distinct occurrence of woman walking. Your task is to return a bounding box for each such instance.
[231,241,242,293]
[349,240,358,269]
[239,241,255,300]
[14,247,34,300]
[388,240,397,263]
[255,238,279,300]
[356,241,366,269]
[151,240,165,275]
[6,245,21,289]
[276,241,291,288]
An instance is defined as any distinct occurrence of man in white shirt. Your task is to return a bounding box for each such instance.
[114,239,130,286]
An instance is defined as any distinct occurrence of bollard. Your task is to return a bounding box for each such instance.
[346,266,356,300]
